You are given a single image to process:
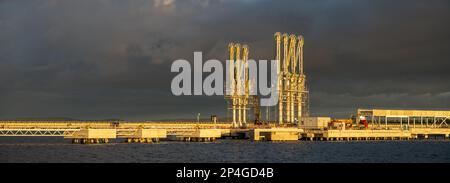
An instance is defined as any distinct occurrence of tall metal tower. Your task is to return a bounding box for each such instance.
[224,33,309,127]
[225,43,252,128]
[274,32,309,125]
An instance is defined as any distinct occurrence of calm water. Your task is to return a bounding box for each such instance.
[1,137,449,163]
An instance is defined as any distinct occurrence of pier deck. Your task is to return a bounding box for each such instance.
[1,121,449,143]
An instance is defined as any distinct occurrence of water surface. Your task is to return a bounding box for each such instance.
[1,137,449,163]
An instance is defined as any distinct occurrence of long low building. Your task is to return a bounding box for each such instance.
[357,109,450,128]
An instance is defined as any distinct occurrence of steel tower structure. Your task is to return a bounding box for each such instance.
[274,32,309,125]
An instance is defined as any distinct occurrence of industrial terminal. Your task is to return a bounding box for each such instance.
[1,32,449,144]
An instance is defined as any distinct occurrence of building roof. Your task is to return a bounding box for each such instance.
[357,109,450,117]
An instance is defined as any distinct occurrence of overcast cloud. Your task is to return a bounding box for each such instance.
[1,0,450,120]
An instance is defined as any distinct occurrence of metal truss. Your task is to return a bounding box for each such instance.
[434,117,449,128]
[0,129,79,136]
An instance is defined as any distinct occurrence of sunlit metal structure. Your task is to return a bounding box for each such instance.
[274,32,309,125]
[225,43,255,128]
[224,33,309,127]
[0,129,78,136]
[358,108,450,129]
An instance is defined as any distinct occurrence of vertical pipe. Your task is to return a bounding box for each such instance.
[286,80,290,123]
[238,101,242,128]
[289,34,297,123]
[291,83,295,123]
[283,34,288,73]
[297,36,304,121]
[290,35,297,74]
[233,99,236,127]
[400,117,402,128]
[242,45,249,126]
[407,117,410,128]
[297,90,302,122]
[385,116,388,129]
[235,44,241,96]
[275,32,283,125]
[283,34,290,123]
[243,105,246,126]
[299,36,304,76]
[235,44,242,127]
[228,43,237,127]
[228,43,235,95]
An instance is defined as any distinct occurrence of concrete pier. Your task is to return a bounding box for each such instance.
[324,129,411,139]
[167,129,222,142]
[251,128,303,141]
[66,129,116,144]
[122,129,167,143]
[299,128,450,141]
[2,121,450,143]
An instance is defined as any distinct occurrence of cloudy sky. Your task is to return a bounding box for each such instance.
[1,0,450,120]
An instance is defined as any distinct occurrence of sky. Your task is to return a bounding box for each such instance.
[0,0,450,120]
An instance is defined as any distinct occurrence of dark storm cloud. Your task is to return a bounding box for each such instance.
[0,0,449,119]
